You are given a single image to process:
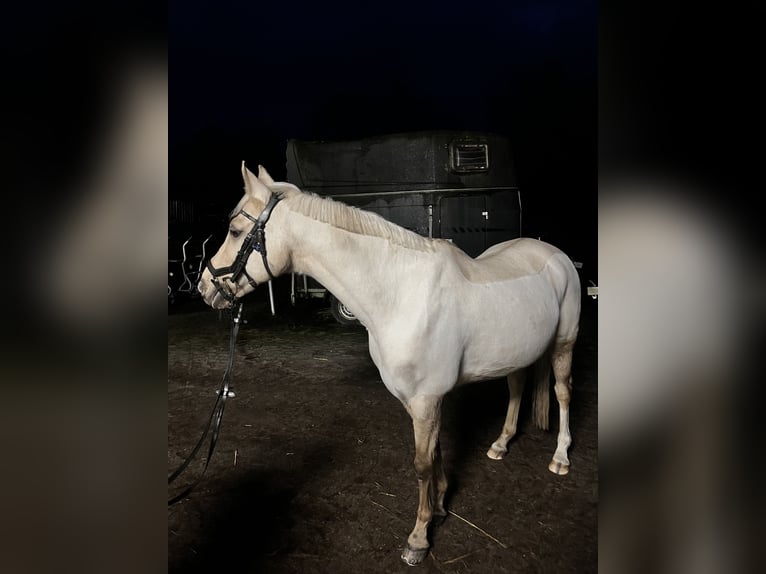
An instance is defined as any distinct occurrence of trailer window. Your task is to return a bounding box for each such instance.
[449,142,489,173]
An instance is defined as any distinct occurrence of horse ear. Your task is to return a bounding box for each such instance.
[257,165,275,185]
[241,161,270,203]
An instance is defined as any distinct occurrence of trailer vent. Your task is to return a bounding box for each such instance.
[449,142,489,174]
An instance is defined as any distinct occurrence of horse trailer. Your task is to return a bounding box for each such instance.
[286,131,522,323]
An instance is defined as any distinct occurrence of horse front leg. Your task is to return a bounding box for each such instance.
[401,394,442,566]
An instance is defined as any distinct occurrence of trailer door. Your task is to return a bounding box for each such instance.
[484,189,521,248]
[439,190,521,258]
[438,195,487,258]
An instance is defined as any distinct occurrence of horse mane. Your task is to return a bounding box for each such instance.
[274,183,433,252]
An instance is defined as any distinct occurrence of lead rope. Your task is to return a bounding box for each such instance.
[168,301,243,506]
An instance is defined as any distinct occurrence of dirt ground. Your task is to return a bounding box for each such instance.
[168,293,597,574]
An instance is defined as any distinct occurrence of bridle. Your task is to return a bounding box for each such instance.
[205,192,283,306]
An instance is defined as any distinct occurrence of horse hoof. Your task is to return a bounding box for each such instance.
[431,512,447,527]
[401,544,429,566]
[486,443,507,460]
[548,459,570,475]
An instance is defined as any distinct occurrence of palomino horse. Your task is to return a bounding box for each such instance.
[198,164,581,565]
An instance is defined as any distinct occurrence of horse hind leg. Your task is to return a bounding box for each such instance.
[487,370,525,460]
[431,439,448,526]
[548,340,575,475]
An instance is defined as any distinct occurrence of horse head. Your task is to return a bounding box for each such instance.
[198,163,292,309]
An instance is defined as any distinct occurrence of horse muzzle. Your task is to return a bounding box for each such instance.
[198,273,239,309]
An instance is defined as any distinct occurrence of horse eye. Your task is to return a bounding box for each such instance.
[229,229,242,238]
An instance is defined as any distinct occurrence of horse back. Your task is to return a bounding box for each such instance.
[444,238,575,287]
[446,237,581,344]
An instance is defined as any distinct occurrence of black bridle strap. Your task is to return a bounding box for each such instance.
[243,192,281,281]
[205,192,283,304]
[168,302,243,505]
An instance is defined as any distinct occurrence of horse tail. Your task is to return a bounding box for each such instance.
[532,354,551,431]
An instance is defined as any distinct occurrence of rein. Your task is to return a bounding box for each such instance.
[168,301,244,506]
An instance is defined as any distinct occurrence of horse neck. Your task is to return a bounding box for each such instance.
[284,209,402,328]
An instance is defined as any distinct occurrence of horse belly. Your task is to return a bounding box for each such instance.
[457,281,559,383]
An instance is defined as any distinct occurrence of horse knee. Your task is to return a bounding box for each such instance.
[413,455,432,480]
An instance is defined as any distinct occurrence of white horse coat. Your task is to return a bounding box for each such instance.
[198,164,580,565]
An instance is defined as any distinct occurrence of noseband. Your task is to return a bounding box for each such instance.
[205,192,283,306]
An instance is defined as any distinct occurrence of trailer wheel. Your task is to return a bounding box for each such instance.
[330,295,359,326]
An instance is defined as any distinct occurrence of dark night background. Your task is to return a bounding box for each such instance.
[170,0,597,270]
[2,2,765,573]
